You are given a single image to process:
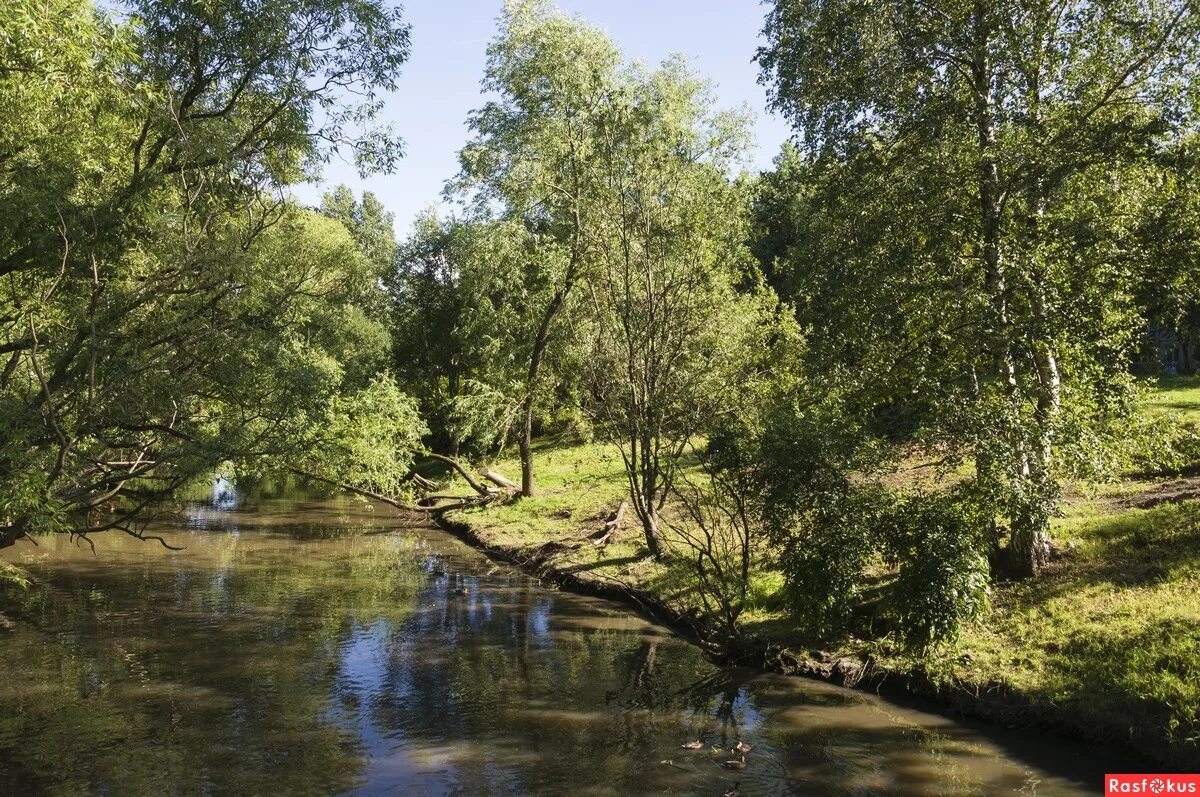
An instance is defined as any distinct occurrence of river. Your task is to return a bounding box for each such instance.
[0,483,1129,795]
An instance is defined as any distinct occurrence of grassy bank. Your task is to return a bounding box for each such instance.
[434,385,1200,768]
[914,499,1200,765]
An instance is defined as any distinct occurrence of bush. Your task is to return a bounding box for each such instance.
[774,486,884,637]
[716,385,989,649]
[1126,415,1200,475]
[880,491,991,650]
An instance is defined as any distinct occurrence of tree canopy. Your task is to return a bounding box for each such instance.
[6,0,1200,656]
[758,0,1200,576]
[0,0,419,548]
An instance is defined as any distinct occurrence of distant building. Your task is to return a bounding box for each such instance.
[1147,325,1195,375]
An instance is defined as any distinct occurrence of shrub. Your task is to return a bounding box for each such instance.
[879,491,991,649]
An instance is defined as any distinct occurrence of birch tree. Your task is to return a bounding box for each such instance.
[758,0,1200,576]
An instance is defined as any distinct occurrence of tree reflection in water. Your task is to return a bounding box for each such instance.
[0,490,1134,795]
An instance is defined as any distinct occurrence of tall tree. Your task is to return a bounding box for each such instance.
[758,0,1200,576]
[1137,134,1200,373]
[0,0,415,548]
[321,186,398,277]
[452,0,619,496]
[585,58,761,556]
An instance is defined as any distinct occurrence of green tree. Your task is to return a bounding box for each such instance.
[0,0,416,548]
[758,0,1200,576]
[1137,135,1200,373]
[584,59,763,556]
[388,211,472,449]
[451,0,620,496]
[321,185,398,277]
[389,211,564,457]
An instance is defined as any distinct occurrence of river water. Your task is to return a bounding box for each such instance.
[0,484,1128,795]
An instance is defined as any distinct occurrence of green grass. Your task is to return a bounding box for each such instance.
[444,439,785,624]
[436,378,1200,765]
[466,440,630,543]
[1143,375,1200,423]
[451,441,698,606]
[928,502,1200,760]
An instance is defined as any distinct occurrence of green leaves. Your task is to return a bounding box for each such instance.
[0,0,418,546]
[756,0,1200,578]
[296,376,428,496]
[134,0,411,183]
[881,491,992,650]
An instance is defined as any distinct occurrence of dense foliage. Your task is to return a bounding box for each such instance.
[756,0,1200,594]
[5,0,1200,655]
[0,0,422,548]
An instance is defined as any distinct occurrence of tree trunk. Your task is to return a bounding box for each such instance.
[971,0,1048,579]
[628,429,667,554]
[620,434,665,557]
[639,507,664,557]
[632,483,665,557]
[972,5,1017,398]
[519,393,536,497]
[519,252,581,498]
[1008,501,1051,578]
[1010,298,1060,578]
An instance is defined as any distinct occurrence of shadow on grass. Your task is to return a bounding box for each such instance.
[1043,501,1200,592]
[1154,375,1200,391]
[560,554,645,574]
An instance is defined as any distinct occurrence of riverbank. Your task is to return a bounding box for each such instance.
[433,437,1200,770]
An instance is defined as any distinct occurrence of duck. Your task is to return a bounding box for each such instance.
[733,740,752,755]
[721,754,747,771]
[680,740,705,750]
[453,585,469,596]
[724,786,742,797]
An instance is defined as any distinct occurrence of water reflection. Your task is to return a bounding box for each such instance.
[0,489,1128,795]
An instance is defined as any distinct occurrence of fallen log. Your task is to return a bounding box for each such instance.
[288,468,409,511]
[406,493,499,513]
[592,500,627,547]
[421,494,492,502]
[425,452,492,496]
[290,454,518,519]
[481,468,519,491]
[408,471,438,491]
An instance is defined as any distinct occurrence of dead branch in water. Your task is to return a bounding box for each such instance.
[289,452,520,518]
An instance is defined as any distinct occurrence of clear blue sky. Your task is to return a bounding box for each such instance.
[291,1,792,236]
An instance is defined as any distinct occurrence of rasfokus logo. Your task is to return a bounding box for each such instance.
[1106,774,1200,795]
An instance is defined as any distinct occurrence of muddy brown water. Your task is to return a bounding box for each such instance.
[0,482,1133,795]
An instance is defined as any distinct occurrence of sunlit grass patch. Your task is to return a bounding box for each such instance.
[445,438,752,620]
[454,439,631,545]
[1143,375,1200,424]
[941,500,1200,756]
